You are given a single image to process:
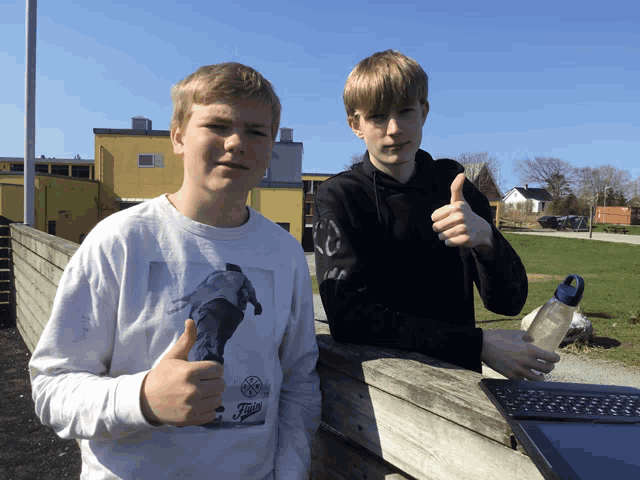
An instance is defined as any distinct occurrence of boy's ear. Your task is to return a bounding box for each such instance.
[171,126,185,155]
[421,101,430,125]
[348,115,364,139]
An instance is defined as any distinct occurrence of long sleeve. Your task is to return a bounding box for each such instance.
[313,189,484,371]
[274,250,322,479]
[29,243,157,442]
[463,187,528,316]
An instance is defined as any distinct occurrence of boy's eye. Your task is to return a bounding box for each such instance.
[207,124,228,130]
[368,114,385,121]
[250,130,268,137]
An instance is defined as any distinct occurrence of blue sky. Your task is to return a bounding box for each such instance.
[2,0,638,190]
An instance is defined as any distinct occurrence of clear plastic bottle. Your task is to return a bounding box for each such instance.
[527,274,585,353]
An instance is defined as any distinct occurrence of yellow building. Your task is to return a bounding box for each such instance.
[94,119,305,242]
[0,172,98,244]
[0,156,95,179]
[1,121,307,244]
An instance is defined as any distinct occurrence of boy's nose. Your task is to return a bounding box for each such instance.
[225,131,246,154]
[386,117,401,135]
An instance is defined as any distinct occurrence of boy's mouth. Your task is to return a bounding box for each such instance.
[386,142,409,151]
[215,162,250,170]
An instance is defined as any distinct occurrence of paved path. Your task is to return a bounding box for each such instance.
[507,229,640,245]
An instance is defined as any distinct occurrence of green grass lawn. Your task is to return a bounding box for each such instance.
[476,233,640,369]
[310,234,640,369]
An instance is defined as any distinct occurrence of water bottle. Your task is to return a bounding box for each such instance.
[527,274,585,353]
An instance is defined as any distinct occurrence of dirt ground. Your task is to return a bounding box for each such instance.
[0,317,82,479]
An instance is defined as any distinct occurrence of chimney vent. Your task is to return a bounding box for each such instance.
[132,116,152,131]
[524,184,528,190]
[280,128,293,142]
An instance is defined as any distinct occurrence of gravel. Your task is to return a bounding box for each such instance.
[306,254,640,389]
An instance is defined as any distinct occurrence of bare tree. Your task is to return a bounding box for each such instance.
[453,152,504,199]
[575,165,633,206]
[512,156,576,200]
[344,153,364,171]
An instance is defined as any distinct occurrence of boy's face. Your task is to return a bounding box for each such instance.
[171,100,274,199]
[350,100,428,176]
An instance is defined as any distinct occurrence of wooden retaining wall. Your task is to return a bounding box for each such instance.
[11,224,543,479]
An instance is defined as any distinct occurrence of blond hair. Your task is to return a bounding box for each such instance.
[343,50,428,124]
[170,63,281,139]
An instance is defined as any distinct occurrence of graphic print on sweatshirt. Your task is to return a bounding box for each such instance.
[150,261,275,430]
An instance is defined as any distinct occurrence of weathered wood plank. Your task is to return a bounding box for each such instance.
[314,321,512,447]
[13,260,51,336]
[10,224,78,272]
[16,300,40,354]
[319,363,543,480]
[311,423,411,480]
[16,317,37,354]
[12,240,64,287]
[12,251,57,328]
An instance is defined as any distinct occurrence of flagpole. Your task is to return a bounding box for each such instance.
[24,0,37,227]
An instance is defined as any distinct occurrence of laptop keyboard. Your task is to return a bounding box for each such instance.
[485,383,640,422]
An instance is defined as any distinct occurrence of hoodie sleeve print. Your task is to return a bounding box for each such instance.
[274,249,322,479]
[465,183,528,316]
[29,239,155,441]
[313,185,484,370]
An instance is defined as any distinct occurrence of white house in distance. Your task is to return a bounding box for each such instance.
[502,184,553,213]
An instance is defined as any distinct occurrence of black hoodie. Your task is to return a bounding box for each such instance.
[313,149,528,372]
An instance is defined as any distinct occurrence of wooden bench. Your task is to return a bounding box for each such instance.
[311,320,543,479]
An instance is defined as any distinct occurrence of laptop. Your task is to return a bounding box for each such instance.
[479,379,640,480]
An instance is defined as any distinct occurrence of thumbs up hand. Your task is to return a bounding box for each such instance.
[140,319,225,427]
[431,173,494,251]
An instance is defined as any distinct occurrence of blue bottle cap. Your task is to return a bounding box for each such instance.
[554,275,585,307]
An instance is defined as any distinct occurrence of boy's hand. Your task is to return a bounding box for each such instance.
[431,173,494,251]
[140,319,225,427]
[480,329,561,381]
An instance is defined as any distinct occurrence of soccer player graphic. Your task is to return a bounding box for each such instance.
[167,263,263,429]
[168,263,263,365]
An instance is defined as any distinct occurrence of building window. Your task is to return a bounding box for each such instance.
[47,221,56,236]
[276,222,290,232]
[138,154,164,168]
[35,164,49,174]
[10,164,24,172]
[72,165,91,178]
[51,165,69,176]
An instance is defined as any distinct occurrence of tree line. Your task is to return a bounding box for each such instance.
[347,152,640,216]
[512,156,639,216]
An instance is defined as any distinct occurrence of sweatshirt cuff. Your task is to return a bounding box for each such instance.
[115,370,164,429]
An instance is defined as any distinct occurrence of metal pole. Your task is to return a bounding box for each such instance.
[603,186,611,225]
[24,0,37,227]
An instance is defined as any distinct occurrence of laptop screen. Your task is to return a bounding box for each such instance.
[522,422,640,479]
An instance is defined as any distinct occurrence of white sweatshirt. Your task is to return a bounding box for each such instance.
[29,194,322,479]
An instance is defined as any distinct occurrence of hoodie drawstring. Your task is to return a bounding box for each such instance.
[373,171,382,223]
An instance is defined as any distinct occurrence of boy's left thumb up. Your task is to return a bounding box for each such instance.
[450,173,466,204]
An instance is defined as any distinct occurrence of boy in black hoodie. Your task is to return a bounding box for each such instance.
[313,50,559,380]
